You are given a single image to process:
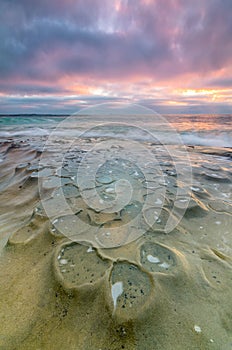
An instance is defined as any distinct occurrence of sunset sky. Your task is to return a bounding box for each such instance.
[0,0,232,114]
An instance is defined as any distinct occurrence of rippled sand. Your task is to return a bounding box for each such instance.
[0,138,232,350]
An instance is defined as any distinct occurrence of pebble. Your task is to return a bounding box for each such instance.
[87,246,94,253]
[194,325,202,333]
[111,281,123,310]
[60,259,68,265]
[147,254,160,263]
[159,262,170,269]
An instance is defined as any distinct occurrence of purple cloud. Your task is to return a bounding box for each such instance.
[0,0,232,112]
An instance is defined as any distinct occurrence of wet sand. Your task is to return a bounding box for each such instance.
[0,138,232,350]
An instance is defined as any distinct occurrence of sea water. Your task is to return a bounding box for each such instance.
[0,113,231,147]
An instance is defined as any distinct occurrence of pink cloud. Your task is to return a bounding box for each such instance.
[0,0,232,113]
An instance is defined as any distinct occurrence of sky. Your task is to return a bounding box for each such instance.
[0,0,232,114]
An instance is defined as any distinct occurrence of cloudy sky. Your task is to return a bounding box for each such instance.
[0,0,232,114]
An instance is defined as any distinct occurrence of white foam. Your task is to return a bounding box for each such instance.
[105,187,115,193]
[182,133,231,147]
[0,127,49,137]
[191,186,200,192]
[179,199,188,203]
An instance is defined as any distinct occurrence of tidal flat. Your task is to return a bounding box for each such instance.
[0,121,232,349]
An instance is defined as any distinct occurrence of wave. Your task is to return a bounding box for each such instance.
[0,127,50,138]
[181,132,231,147]
[0,118,231,147]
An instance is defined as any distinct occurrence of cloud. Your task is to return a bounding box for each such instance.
[0,0,232,112]
[206,78,232,88]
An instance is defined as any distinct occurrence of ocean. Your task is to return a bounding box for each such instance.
[0,113,231,147]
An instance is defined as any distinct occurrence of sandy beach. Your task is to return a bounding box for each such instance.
[0,130,231,350]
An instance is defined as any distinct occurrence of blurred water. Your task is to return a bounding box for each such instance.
[0,114,231,147]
